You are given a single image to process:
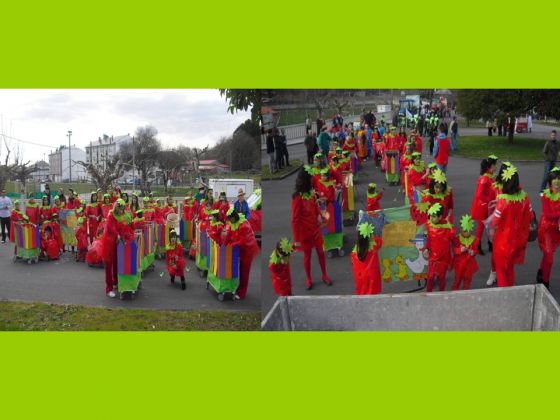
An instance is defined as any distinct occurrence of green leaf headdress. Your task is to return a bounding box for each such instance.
[368,182,377,189]
[550,166,560,174]
[358,222,374,238]
[427,202,443,216]
[460,214,475,232]
[226,207,235,217]
[278,238,294,256]
[303,164,314,175]
[488,154,498,161]
[320,167,330,175]
[501,164,517,181]
[433,169,447,184]
[427,162,437,169]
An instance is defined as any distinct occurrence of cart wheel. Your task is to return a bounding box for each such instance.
[338,248,345,257]
[217,293,225,302]
[206,281,209,290]
[27,259,32,265]
[326,250,334,259]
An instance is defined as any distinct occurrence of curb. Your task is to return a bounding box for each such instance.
[452,154,542,163]
[262,163,302,181]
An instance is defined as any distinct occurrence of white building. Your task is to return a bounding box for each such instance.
[86,134,131,170]
[48,145,87,182]
[31,160,50,182]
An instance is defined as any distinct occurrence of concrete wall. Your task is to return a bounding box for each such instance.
[262,285,560,331]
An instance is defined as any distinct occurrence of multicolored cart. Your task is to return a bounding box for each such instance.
[13,223,40,264]
[320,198,344,258]
[140,221,156,274]
[156,223,169,259]
[205,238,240,301]
[341,172,356,225]
[179,218,194,253]
[117,233,143,299]
[384,150,400,185]
[195,221,208,277]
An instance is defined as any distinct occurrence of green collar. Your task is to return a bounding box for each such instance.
[544,189,560,202]
[415,202,430,214]
[367,192,379,199]
[428,221,453,229]
[210,220,224,228]
[352,239,377,255]
[26,202,39,208]
[459,235,475,247]
[409,161,425,173]
[269,250,289,265]
[483,172,494,180]
[166,242,179,251]
[319,179,334,188]
[300,191,314,200]
[227,214,246,231]
[424,188,451,200]
[497,190,527,202]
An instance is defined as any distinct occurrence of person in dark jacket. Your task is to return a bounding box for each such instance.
[304,132,318,164]
[266,129,276,173]
[273,129,284,170]
[541,130,559,192]
[280,129,290,167]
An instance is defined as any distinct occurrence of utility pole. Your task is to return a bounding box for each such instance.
[67,130,72,182]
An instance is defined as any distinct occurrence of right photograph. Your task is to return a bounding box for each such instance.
[261,89,560,331]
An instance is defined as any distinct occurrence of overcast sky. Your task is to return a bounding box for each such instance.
[0,89,251,163]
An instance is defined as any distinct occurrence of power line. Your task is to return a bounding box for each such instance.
[0,133,57,149]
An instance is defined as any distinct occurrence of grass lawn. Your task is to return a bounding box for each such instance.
[456,117,486,129]
[262,159,302,180]
[277,108,363,127]
[0,300,260,331]
[455,136,546,161]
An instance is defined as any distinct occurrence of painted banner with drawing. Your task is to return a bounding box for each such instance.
[358,205,427,283]
[59,209,77,246]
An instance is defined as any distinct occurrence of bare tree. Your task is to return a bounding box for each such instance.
[0,135,12,190]
[77,155,125,193]
[156,148,185,192]
[119,126,161,194]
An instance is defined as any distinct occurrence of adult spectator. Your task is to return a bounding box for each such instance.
[316,117,323,134]
[449,116,459,151]
[273,129,284,170]
[43,183,52,205]
[234,189,251,220]
[486,120,493,137]
[528,114,533,133]
[433,123,451,173]
[541,130,559,192]
[0,189,12,243]
[304,131,318,164]
[194,185,206,203]
[317,125,331,157]
[57,187,67,205]
[280,129,290,167]
[305,116,311,134]
[266,129,276,173]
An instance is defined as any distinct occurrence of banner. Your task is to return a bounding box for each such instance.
[363,205,428,283]
[206,239,239,280]
[59,209,77,246]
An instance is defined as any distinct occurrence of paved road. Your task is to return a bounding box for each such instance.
[0,244,261,312]
[261,131,558,315]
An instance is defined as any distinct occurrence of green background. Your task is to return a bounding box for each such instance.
[2,0,560,418]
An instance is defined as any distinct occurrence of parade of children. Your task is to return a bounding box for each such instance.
[2,184,260,304]
[265,110,556,313]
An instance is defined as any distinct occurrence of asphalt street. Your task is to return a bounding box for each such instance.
[0,243,261,312]
[262,124,559,315]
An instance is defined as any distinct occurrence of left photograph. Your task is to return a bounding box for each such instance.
[0,89,261,330]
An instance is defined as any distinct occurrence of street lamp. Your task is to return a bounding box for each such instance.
[67,130,73,182]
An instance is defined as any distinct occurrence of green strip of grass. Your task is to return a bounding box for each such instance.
[0,301,260,331]
[455,136,546,161]
[262,159,302,180]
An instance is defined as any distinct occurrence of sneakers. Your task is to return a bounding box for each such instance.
[107,291,116,298]
[486,272,496,286]
[322,276,333,286]
[233,294,241,300]
[181,281,186,290]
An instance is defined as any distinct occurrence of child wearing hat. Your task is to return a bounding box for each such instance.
[165,229,186,290]
[85,191,101,244]
[366,183,384,211]
[451,215,479,290]
[163,196,177,218]
[208,209,225,244]
[75,216,88,262]
[101,194,112,220]
[132,210,146,230]
[351,222,383,295]
[406,152,426,204]
[329,155,343,186]
[39,195,52,225]
[214,191,230,223]
[269,238,294,296]
[421,169,454,223]
[424,203,456,292]
[40,225,60,261]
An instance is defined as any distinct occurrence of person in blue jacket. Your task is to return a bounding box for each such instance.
[234,188,250,220]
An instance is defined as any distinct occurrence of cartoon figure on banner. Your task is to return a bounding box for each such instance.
[405,233,429,281]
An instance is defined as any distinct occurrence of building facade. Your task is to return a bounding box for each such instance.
[31,160,50,182]
[85,134,130,169]
[48,145,87,182]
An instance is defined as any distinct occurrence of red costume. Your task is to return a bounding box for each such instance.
[143,207,155,222]
[86,238,104,267]
[25,203,40,225]
[316,179,335,203]
[410,202,430,226]
[208,220,224,244]
[451,234,479,290]
[399,154,413,188]
[249,208,262,235]
[291,192,329,288]
[182,201,198,221]
[538,190,560,284]
[413,135,423,154]
[100,203,112,220]
[9,209,24,242]
[85,203,101,244]
[165,242,185,277]
[470,172,495,242]
[214,201,230,223]
[39,206,52,225]
[224,217,259,300]
[75,224,88,262]
[101,209,134,294]
[406,163,426,203]
[351,237,383,295]
[268,251,292,296]
[491,191,532,287]
[41,229,60,261]
[329,162,343,185]
[366,192,383,211]
[154,205,165,225]
[421,188,454,223]
[426,220,455,292]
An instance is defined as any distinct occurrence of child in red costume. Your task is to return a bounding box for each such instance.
[536,167,560,289]
[25,198,40,225]
[424,203,455,292]
[268,238,294,296]
[224,208,259,300]
[163,196,177,218]
[470,155,498,256]
[182,194,198,222]
[9,200,24,243]
[49,213,64,252]
[100,194,112,220]
[410,201,430,226]
[451,215,479,290]
[208,210,225,244]
[154,199,166,225]
[316,169,336,204]
[489,164,532,288]
[39,195,52,225]
[291,166,332,290]
[406,152,426,204]
[366,183,383,211]
[329,155,343,186]
[166,230,186,290]
[142,197,155,222]
[101,200,134,297]
[421,169,454,223]
[249,204,262,236]
[86,225,104,268]
[410,130,423,154]
[40,226,60,261]
[351,221,382,295]
[399,143,415,190]
[132,210,146,230]
[214,192,230,223]
[85,192,101,244]
[75,217,88,262]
